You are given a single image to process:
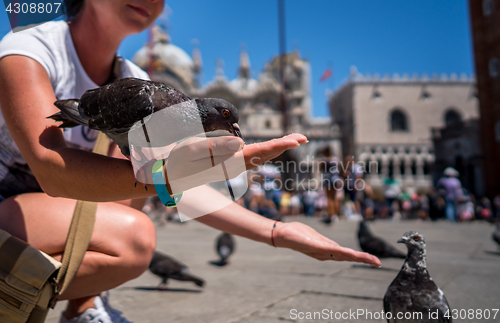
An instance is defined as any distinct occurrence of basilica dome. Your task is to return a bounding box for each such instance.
[132,26,195,90]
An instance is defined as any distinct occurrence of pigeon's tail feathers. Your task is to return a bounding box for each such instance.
[50,99,90,128]
[194,278,205,287]
[180,268,205,287]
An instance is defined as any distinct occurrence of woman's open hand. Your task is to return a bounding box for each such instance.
[160,133,307,193]
[273,221,381,267]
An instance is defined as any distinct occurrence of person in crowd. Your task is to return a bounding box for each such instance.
[323,156,342,220]
[302,188,319,217]
[290,191,302,216]
[493,194,500,220]
[436,167,464,222]
[382,174,402,217]
[355,182,374,220]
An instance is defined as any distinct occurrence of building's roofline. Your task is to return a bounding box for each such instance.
[328,72,476,101]
[349,72,475,84]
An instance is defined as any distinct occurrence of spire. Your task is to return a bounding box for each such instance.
[238,44,251,79]
[152,25,170,44]
[192,39,202,75]
[216,59,225,79]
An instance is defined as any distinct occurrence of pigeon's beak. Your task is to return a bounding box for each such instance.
[231,123,242,139]
[397,238,407,244]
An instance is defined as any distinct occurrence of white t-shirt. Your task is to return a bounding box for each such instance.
[0,21,149,198]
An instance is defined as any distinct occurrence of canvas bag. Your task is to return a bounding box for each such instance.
[0,132,111,323]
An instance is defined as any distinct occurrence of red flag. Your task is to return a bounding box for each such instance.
[319,68,333,82]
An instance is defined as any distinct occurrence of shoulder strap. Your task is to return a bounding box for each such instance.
[56,132,111,296]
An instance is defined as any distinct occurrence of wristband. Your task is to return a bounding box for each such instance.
[271,221,279,248]
[152,159,182,207]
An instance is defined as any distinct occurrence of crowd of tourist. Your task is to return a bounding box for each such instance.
[238,157,500,224]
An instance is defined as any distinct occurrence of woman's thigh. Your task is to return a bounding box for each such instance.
[0,192,156,259]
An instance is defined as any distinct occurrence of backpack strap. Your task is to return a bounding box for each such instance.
[56,132,110,296]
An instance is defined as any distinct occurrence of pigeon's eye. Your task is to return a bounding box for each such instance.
[413,236,419,241]
[222,109,230,117]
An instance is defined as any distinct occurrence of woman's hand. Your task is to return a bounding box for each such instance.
[273,221,381,267]
[158,133,307,193]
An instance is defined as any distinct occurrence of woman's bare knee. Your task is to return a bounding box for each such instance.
[114,208,156,279]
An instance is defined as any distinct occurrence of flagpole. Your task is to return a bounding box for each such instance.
[278,0,289,135]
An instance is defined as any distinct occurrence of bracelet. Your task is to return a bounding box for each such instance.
[271,221,279,248]
[152,159,182,207]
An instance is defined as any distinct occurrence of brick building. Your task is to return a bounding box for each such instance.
[469,0,500,198]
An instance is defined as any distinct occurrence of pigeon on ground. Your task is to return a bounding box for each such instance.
[149,251,205,289]
[384,231,452,323]
[216,232,235,265]
[49,77,242,158]
[358,221,406,259]
[493,222,500,250]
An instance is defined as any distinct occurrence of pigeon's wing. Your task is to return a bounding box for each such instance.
[382,244,407,259]
[360,236,387,257]
[80,78,191,134]
[383,290,394,323]
[409,280,452,323]
[149,252,186,277]
[435,289,452,323]
[169,268,205,286]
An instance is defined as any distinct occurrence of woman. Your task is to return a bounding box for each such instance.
[0,1,380,322]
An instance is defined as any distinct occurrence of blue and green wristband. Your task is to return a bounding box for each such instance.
[152,159,182,207]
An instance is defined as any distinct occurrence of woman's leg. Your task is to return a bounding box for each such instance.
[0,192,156,301]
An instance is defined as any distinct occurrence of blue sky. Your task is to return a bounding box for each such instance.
[0,1,474,117]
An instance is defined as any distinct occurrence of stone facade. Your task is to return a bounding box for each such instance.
[133,27,341,183]
[432,119,484,196]
[328,68,479,193]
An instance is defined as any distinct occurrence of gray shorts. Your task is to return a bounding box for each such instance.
[0,162,43,202]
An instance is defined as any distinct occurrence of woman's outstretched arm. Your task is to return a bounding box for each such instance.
[188,185,381,267]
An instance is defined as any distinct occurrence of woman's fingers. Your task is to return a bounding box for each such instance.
[243,134,308,169]
[331,246,381,267]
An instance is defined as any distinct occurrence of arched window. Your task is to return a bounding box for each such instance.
[444,109,462,126]
[490,58,499,78]
[483,0,493,16]
[390,109,409,132]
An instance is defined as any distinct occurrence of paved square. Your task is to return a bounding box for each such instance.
[46,217,500,323]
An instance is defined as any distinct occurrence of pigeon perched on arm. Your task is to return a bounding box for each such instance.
[358,221,406,259]
[383,231,452,323]
[49,78,242,158]
[149,251,205,289]
[215,232,235,265]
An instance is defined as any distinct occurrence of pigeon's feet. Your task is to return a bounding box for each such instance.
[157,283,168,291]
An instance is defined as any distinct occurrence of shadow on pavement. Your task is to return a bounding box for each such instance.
[120,286,203,293]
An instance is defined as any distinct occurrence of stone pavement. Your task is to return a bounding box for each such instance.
[46,216,500,323]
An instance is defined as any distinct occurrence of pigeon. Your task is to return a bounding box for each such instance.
[493,222,500,250]
[49,77,242,158]
[383,231,452,323]
[149,251,205,289]
[358,221,406,259]
[216,232,235,265]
